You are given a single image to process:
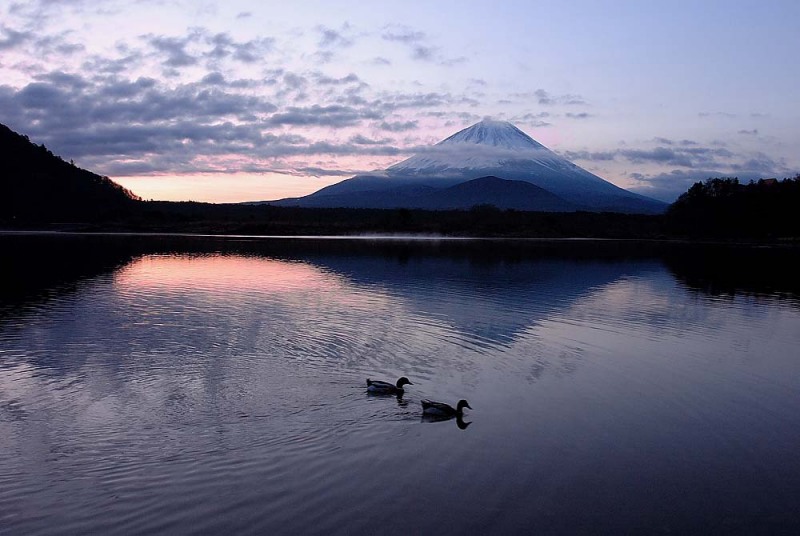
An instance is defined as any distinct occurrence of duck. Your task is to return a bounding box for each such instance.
[366,377,413,395]
[421,399,471,417]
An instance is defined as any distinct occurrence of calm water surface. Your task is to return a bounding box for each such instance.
[1,234,800,534]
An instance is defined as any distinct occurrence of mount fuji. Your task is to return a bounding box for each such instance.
[270,120,666,214]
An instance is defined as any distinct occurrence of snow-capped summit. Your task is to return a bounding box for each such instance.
[387,119,569,176]
[440,119,545,150]
[269,120,667,214]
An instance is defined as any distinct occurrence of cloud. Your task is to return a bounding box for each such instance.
[652,137,698,146]
[566,142,737,169]
[205,32,274,63]
[0,21,86,59]
[0,71,281,159]
[511,113,551,127]
[621,146,735,168]
[316,24,354,48]
[142,29,275,71]
[380,24,465,66]
[738,128,758,135]
[265,104,383,127]
[201,72,226,86]
[730,152,789,175]
[565,112,591,119]
[562,150,616,161]
[33,119,406,178]
[627,170,713,202]
[411,45,436,61]
[289,166,359,177]
[621,147,694,166]
[376,91,451,112]
[312,72,364,86]
[80,49,142,75]
[512,112,550,120]
[349,134,392,145]
[698,111,736,118]
[378,120,418,132]
[533,89,586,106]
[36,70,91,89]
[146,34,198,68]
[438,55,467,67]
[533,89,554,105]
[281,72,307,89]
[0,25,32,50]
[381,27,426,44]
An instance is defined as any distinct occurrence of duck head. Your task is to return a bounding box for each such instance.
[396,377,413,389]
[456,400,472,413]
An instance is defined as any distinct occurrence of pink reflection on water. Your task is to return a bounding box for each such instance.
[114,254,347,295]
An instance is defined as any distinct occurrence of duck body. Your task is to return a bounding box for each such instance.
[366,377,412,394]
[421,399,471,417]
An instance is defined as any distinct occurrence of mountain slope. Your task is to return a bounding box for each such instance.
[274,175,577,211]
[416,176,577,211]
[272,119,666,214]
[1,123,140,222]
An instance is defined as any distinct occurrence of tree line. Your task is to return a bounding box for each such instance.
[666,176,800,239]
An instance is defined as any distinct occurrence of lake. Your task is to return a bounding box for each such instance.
[2,233,800,535]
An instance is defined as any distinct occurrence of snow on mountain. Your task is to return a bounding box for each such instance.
[439,119,545,149]
[388,119,570,175]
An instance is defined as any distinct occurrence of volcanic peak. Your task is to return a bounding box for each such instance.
[438,119,545,151]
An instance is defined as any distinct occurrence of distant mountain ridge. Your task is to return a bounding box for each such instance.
[1,122,139,222]
[416,176,576,211]
[268,120,666,214]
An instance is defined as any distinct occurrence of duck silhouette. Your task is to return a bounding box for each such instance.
[421,399,471,417]
[366,377,413,395]
[421,399,472,430]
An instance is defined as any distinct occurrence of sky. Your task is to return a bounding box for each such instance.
[1,0,798,203]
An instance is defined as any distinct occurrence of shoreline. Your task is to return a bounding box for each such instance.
[2,227,799,249]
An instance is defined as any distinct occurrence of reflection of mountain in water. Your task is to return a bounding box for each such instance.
[301,253,659,348]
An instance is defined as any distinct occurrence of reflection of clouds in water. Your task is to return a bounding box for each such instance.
[523,348,585,384]
[114,254,346,295]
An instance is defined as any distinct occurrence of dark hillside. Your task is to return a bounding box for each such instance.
[414,176,578,211]
[666,177,800,239]
[0,123,140,222]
